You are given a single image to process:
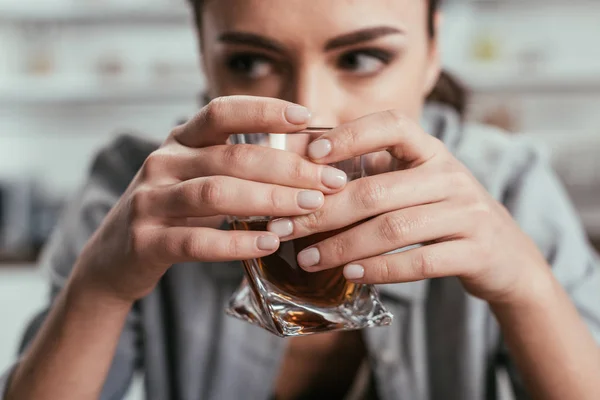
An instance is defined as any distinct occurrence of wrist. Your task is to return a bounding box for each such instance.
[66,266,135,315]
[489,264,558,314]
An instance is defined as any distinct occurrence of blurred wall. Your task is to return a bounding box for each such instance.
[0,2,598,399]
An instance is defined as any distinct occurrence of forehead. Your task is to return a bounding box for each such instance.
[202,0,427,43]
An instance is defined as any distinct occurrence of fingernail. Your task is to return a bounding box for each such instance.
[308,139,332,159]
[297,190,324,210]
[285,106,311,125]
[321,167,347,189]
[297,247,320,269]
[344,264,364,280]
[268,218,294,237]
[257,235,279,251]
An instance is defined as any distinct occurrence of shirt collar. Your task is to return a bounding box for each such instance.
[421,102,463,155]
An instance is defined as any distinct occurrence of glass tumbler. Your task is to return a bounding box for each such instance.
[225,128,393,337]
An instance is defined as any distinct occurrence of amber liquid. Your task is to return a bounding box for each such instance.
[232,220,357,307]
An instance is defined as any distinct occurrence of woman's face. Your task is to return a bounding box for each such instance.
[200,0,441,126]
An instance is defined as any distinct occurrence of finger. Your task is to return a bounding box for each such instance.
[173,96,311,148]
[142,176,325,218]
[186,216,225,228]
[306,110,444,167]
[363,151,396,176]
[294,202,465,272]
[143,226,280,264]
[342,240,472,284]
[272,167,450,240]
[172,216,226,229]
[172,144,348,193]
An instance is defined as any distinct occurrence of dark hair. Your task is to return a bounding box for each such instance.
[426,0,468,117]
[189,0,467,117]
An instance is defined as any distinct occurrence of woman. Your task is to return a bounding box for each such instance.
[2,0,599,399]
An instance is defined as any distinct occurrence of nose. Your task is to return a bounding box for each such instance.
[284,65,343,128]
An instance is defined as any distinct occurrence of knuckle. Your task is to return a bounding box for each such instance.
[470,199,492,219]
[142,151,168,179]
[253,100,271,124]
[448,170,472,191]
[433,159,463,182]
[129,187,151,219]
[169,123,186,140]
[287,156,311,182]
[268,186,287,211]
[180,235,196,258]
[328,235,350,263]
[336,125,360,153]
[384,109,412,131]
[224,144,253,171]
[379,213,411,244]
[181,233,208,259]
[438,158,459,173]
[412,250,436,279]
[428,135,446,154]
[202,97,228,126]
[199,177,226,206]
[225,234,244,259]
[374,258,394,282]
[354,178,387,210]
[128,223,147,255]
[295,210,323,232]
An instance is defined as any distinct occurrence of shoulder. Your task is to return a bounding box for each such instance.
[423,103,546,187]
[88,133,159,194]
[460,122,541,158]
[41,133,159,287]
[73,133,159,230]
[455,122,549,198]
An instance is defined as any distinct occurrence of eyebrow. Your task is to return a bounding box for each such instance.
[217,25,405,55]
[324,26,405,51]
[218,32,286,54]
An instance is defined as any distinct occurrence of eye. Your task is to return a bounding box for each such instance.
[226,53,274,79]
[336,49,393,76]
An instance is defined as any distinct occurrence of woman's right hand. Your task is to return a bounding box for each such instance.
[71,96,348,304]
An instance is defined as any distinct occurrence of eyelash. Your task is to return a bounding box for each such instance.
[224,47,395,78]
[341,48,394,64]
[226,52,273,74]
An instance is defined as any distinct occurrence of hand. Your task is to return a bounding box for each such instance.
[268,110,550,305]
[73,96,349,303]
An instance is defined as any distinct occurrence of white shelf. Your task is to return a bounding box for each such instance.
[454,69,600,93]
[0,3,190,24]
[0,78,201,104]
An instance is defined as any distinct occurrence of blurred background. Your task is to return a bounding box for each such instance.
[0,0,599,398]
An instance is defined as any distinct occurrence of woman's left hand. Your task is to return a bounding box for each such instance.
[268,110,551,305]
